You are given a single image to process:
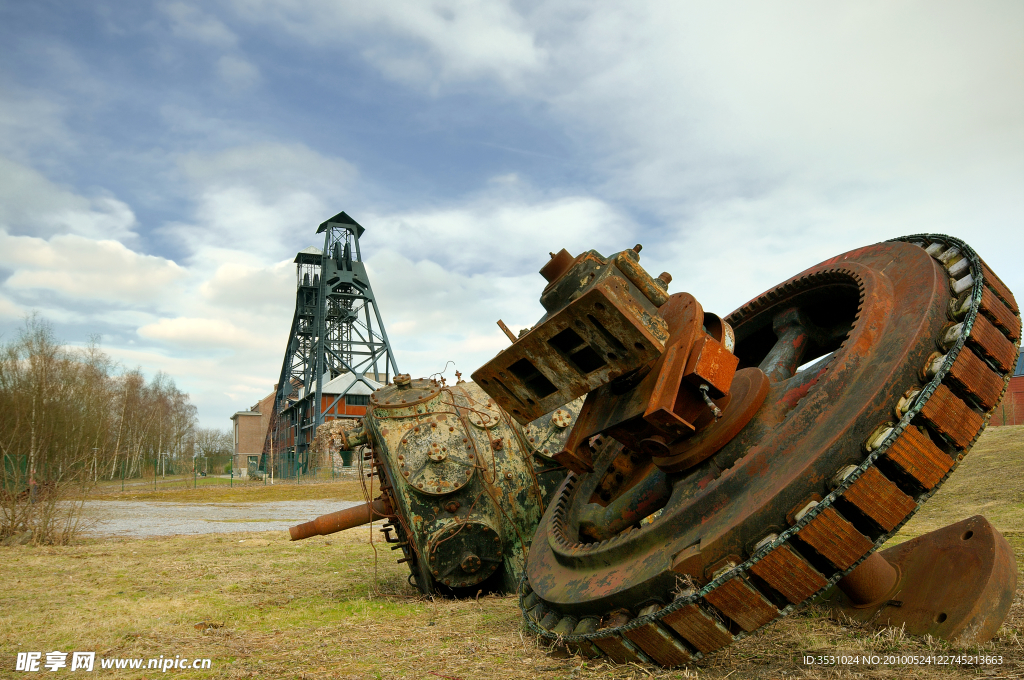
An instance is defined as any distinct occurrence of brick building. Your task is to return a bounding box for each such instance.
[230,390,275,478]
[991,354,1024,427]
[268,372,382,479]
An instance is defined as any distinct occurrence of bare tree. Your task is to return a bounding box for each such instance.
[0,317,199,544]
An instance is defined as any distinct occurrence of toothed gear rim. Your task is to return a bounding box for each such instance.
[519,235,1021,666]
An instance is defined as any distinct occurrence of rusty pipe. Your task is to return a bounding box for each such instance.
[289,498,389,541]
[836,550,900,607]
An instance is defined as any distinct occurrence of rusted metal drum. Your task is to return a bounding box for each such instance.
[291,377,582,595]
[477,235,1019,665]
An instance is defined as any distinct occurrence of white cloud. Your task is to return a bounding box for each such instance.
[137,316,267,349]
[161,1,239,47]
[166,142,358,259]
[364,193,632,277]
[363,247,549,379]
[198,260,294,313]
[0,157,138,240]
[0,293,25,320]
[0,87,72,159]
[225,0,544,88]
[177,142,356,199]
[3,0,1021,429]
[0,231,185,305]
[494,1,1024,310]
[535,3,1024,207]
[217,55,261,90]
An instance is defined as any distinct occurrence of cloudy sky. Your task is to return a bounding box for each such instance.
[1,1,1021,427]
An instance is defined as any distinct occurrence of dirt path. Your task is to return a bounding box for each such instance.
[82,499,363,538]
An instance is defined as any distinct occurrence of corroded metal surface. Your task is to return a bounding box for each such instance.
[473,246,671,424]
[829,515,1017,643]
[473,235,1020,666]
[288,499,389,541]
[290,378,582,595]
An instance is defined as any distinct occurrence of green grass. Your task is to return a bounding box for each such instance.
[86,477,369,504]
[2,426,1023,679]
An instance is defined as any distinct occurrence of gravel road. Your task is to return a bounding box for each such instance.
[83,499,364,538]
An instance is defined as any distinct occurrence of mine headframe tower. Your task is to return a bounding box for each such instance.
[261,211,399,479]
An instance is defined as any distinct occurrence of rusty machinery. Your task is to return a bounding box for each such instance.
[289,377,582,594]
[472,236,1021,666]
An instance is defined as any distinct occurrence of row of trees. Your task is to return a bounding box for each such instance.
[0,318,205,542]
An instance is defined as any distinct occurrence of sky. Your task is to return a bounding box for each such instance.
[0,1,1021,428]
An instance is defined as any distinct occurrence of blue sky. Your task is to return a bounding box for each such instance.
[1,1,1021,427]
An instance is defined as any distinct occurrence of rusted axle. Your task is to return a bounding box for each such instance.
[829,515,1016,643]
[289,498,389,541]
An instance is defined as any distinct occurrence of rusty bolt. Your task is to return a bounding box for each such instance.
[505,472,513,480]
[461,554,482,574]
[551,409,572,428]
[491,439,504,450]
[658,272,672,286]
[445,501,460,513]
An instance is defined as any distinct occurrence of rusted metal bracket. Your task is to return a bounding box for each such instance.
[826,515,1017,643]
[473,247,671,424]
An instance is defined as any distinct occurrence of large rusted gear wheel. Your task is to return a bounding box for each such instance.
[520,236,1021,666]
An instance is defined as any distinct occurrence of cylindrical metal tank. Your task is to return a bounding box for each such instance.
[291,375,581,595]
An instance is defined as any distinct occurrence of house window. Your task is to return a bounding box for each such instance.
[346,395,370,406]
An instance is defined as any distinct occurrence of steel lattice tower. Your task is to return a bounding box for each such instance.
[262,211,399,478]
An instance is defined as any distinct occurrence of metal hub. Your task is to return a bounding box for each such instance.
[474,235,1020,666]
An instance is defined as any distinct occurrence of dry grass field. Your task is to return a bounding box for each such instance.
[2,426,1024,679]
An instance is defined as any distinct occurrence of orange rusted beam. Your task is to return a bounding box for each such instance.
[289,498,389,541]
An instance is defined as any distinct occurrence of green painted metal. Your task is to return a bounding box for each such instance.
[260,212,399,479]
[362,378,582,593]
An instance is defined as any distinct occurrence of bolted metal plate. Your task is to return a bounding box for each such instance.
[522,398,585,459]
[357,379,581,594]
[396,414,475,496]
[427,520,504,588]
